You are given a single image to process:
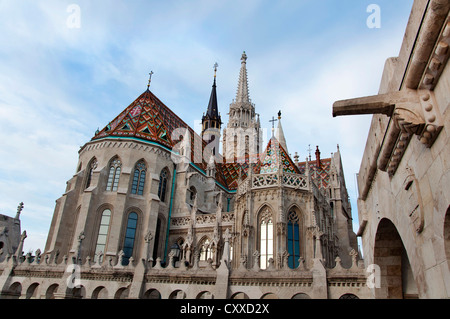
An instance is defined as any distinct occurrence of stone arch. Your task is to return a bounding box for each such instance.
[91,286,108,299]
[25,282,39,299]
[444,206,450,271]
[143,289,161,299]
[196,291,214,299]
[45,284,59,299]
[291,293,311,299]
[4,282,22,299]
[261,292,278,299]
[114,287,129,299]
[230,292,249,299]
[169,289,186,299]
[339,293,359,299]
[66,285,86,299]
[373,218,418,299]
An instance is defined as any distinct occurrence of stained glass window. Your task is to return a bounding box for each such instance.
[106,157,121,191]
[131,161,146,195]
[287,211,301,269]
[85,158,97,189]
[94,209,111,262]
[260,209,273,270]
[158,168,169,202]
[122,212,138,266]
[200,238,211,261]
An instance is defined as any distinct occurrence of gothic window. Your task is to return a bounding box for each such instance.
[287,210,301,269]
[122,212,138,265]
[199,238,211,261]
[106,157,121,191]
[158,168,169,202]
[131,161,146,195]
[152,217,162,262]
[94,208,111,262]
[85,158,97,189]
[260,208,273,270]
[189,186,197,202]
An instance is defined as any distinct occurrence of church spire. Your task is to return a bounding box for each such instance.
[235,51,250,103]
[275,110,288,153]
[205,63,220,120]
[202,63,222,154]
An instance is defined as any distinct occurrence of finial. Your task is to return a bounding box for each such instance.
[147,71,154,90]
[15,202,24,219]
[241,51,247,63]
[213,62,218,78]
[307,144,312,162]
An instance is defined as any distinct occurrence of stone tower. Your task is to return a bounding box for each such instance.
[223,52,262,163]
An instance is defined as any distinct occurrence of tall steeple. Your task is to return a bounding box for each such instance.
[223,52,262,162]
[202,63,222,156]
[204,63,220,122]
[275,110,288,153]
[235,51,250,104]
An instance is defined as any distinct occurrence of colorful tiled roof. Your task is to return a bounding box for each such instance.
[92,88,209,169]
[92,89,245,191]
[297,158,331,189]
[259,138,300,175]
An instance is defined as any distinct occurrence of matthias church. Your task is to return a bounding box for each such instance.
[0,52,367,299]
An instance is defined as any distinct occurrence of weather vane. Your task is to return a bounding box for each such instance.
[147,71,154,90]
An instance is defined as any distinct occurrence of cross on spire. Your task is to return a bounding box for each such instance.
[307,144,312,162]
[269,116,278,136]
[213,62,218,78]
[147,71,154,90]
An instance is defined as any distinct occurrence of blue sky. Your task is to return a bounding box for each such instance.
[0,0,414,253]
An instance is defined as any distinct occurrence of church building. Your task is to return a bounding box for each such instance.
[0,52,368,299]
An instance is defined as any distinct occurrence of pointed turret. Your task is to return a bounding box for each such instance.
[223,52,262,160]
[202,63,222,156]
[203,63,221,125]
[275,110,288,153]
[236,51,250,104]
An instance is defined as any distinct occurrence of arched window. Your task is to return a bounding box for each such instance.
[131,161,146,195]
[152,217,162,262]
[260,208,273,270]
[85,158,97,189]
[158,168,169,202]
[287,210,301,269]
[189,186,197,203]
[199,238,211,261]
[95,209,111,262]
[122,212,138,266]
[106,157,121,191]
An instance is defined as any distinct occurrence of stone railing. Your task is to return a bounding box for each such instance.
[239,172,309,193]
[171,212,235,228]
